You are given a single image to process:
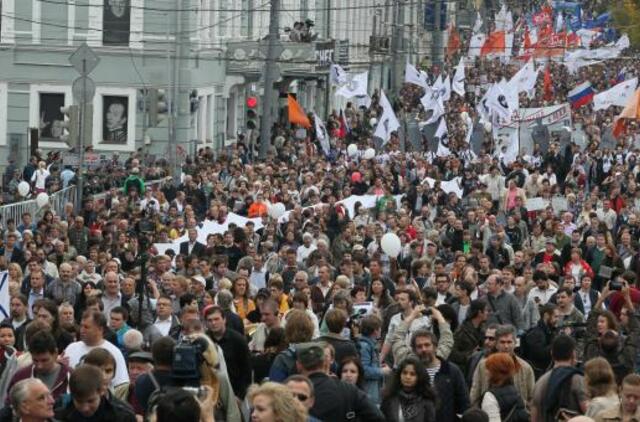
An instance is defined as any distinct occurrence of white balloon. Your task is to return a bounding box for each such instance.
[347,144,358,157]
[380,233,402,258]
[268,202,286,219]
[461,111,469,120]
[484,121,492,132]
[36,192,49,208]
[17,181,30,197]
[369,118,378,126]
[364,148,376,160]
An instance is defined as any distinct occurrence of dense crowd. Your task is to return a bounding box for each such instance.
[4,4,640,422]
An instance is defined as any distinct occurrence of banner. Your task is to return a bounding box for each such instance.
[500,104,572,154]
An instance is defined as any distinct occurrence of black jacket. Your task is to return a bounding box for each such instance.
[573,289,600,316]
[179,241,206,258]
[211,328,252,398]
[433,359,470,422]
[449,320,484,376]
[308,372,385,422]
[520,320,555,379]
[55,394,136,422]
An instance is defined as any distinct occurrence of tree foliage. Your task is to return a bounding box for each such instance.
[611,0,640,48]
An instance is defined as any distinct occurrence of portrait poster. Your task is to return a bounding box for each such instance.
[39,93,65,142]
[103,0,131,46]
[102,95,128,144]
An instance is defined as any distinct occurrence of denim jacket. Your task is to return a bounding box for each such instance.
[356,335,384,405]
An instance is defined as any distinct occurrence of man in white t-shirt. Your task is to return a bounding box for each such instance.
[63,309,129,389]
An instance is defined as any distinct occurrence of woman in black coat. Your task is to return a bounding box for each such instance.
[381,357,437,422]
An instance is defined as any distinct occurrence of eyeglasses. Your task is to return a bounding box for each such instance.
[293,393,309,401]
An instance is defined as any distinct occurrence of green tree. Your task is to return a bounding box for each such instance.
[612,0,640,48]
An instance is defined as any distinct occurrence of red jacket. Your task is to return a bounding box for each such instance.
[7,363,72,404]
[563,259,595,280]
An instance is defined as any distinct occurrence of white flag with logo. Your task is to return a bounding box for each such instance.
[405,62,429,89]
[373,91,400,143]
[0,271,8,320]
[452,58,465,97]
[435,118,451,157]
[421,87,445,124]
[593,78,639,110]
[330,63,348,86]
[313,112,330,155]
[486,82,514,121]
[441,75,452,102]
[336,71,369,98]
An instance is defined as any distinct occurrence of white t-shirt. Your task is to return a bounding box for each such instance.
[31,169,50,190]
[64,339,129,387]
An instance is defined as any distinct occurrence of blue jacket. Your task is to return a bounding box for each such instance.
[356,335,384,405]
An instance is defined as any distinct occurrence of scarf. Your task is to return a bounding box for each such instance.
[397,389,426,421]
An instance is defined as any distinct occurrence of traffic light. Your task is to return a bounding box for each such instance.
[59,105,79,148]
[246,96,259,130]
[148,88,168,127]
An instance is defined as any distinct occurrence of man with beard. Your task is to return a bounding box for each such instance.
[391,305,469,422]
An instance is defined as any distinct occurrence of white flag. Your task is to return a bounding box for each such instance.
[555,13,564,33]
[468,33,486,58]
[486,82,514,121]
[0,271,8,320]
[330,63,348,86]
[336,71,369,98]
[405,62,429,89]
[495,5,511,31]
[507,59,538,94]
[441,75,452,102]
[473,11,483,34]
[435,118,451,157]
[452,58,465,97]
[313,112,330,155]
[373,91,400,143]
[593,78,639,111]
[476,84,495,123]
[420,87,445,124]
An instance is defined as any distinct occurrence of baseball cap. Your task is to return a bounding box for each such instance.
[191,275,206,287]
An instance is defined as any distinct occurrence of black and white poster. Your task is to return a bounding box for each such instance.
[39,93,65,142]
[103,0,130,46]
[102,95,128,144]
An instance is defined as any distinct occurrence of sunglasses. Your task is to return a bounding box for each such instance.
[293,393,309,401]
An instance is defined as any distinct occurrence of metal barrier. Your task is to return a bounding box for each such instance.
[0,186,76,225]
[0,177,172,224]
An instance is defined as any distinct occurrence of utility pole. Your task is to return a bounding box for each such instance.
[259,0,281,159]
[169,0,190,186]
[433,0,443,65]
[390,0,404,94]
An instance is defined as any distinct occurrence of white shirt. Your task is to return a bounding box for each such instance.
[527,286,558,305]
[64,339,129,387]
[384,312,431,346]
[296,244,317,265]
[30,169,50,190]
[579,290,593,315]
[153,317,172,337]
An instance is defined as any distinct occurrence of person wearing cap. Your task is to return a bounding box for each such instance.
[534,237,562,268]
[123,167,145,196]
[126,351,153,416]
[295,343,385,422]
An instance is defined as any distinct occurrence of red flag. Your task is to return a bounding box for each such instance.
[338,110,349,138]
[480,31,506,56]
[447,24,461,57]
[524,27,533,51]
[288,94,311,128]
[543,65,553,101]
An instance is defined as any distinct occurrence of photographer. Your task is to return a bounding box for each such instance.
[390,305,468,422]
[584,280,640,384]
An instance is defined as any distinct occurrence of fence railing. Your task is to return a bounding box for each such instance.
[0,176,172,224]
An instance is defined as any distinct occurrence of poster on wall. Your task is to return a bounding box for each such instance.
[102,95,128,144]
[103,0,131,45]
[39,93,65,142]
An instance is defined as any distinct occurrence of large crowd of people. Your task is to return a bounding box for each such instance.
[3,2,640,422]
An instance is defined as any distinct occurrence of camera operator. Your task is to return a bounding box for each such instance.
[520,303,559,379]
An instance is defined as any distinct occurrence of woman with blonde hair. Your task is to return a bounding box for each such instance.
[232,276,255,321]
[248,381,307,422]
[584,357,619,417]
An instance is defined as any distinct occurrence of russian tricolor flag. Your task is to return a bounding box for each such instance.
[568,82,594,109]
